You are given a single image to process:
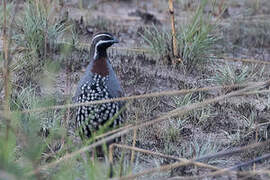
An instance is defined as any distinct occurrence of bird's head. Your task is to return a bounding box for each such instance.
[90,32,119,59]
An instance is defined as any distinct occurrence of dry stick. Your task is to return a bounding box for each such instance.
[254,122,259,171]
[168,0,181,63]
[241,165,270,180]
[115,141,270,180]
[241,89,270,95]
[110,46,151,53]
[2,0,10,141]
[57,42,270,65]
[111,144,270,179]
[28,80,270,176]
[171,153,270,180]
[194,140,268,162]
[223,56,270,65]
[130,114,138,166]
[109,143,115,178]
[95,124,132,140]
[110,144,220,171]
[17,82,260,114]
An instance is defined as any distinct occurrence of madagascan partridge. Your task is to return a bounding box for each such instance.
[74,32,125,139]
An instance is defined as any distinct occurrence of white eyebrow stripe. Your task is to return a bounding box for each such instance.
[94,39,115,59]
[91,34,113,42]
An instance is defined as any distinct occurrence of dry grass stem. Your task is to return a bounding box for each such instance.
[57,42,270,65]
[110,143,220,170]
[172,153,270,180]
[168,0,179,61]
[130,121,137,165]
[223,56,270,65]
[116,141,270,180]
[7,82,265,114]
[28,128,131,176]
[94,124,132,140]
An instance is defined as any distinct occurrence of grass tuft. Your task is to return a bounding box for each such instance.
[212,63,257,92]
[177,0,218,73]
[140,25,172,64]
[11,0,66,86]
[141,0,218,73]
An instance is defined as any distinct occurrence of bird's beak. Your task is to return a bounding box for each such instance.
[113,38,119,43]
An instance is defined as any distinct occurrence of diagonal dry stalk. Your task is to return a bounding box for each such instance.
[109,143,221,171]
[222,56,270,65]
[168,153,270,180]
[239,164,270,180]
[113,141,270,180]
[6,82,264,114]
[55,41,270,65]
[95,124,132,140]
[27,79,270,176]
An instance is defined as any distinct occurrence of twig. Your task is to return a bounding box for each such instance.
[114,141,270,180]
[168,0,180,63]
[240,164,270,180]
[110,143,220,171]
[223,56,270,65]
[55,41,270,65]
[94,124,132,141]
[7,82,263,114]
[130,114,138,166]
[171,153,270,180]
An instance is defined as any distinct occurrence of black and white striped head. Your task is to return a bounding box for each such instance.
[90,32,119,59]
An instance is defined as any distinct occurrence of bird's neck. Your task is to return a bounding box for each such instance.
[91,56,109,77]
[94,48,107,60]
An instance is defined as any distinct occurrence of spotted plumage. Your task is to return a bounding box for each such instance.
[74,32,124,139]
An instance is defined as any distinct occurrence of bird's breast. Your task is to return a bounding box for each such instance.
[91,57,109,77]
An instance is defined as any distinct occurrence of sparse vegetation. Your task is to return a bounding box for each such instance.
[212,63,258,92]
[185,138,222,164]
[1,0,270,179]
[15,1,65,57]
[141,0,218,73]
[173,92,212,124]
[177,0,218,73]
[12,0,66,86]
[140,25,172,64]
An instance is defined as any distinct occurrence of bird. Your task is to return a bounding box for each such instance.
[74,32,125,140]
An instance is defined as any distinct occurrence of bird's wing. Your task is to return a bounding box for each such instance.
[106,62,124,98]
[73,65,93,102]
